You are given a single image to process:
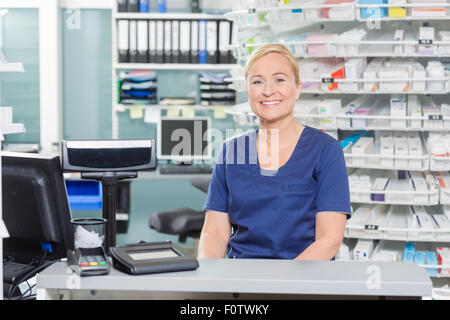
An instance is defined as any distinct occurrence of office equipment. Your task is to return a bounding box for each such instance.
[139,0,149,12]
[190,20,199,63]
[127,0,138,12]
[137,20,148,63]
[158,117,211,161]
[61,140,157,253]
[198,20,207,64]
[218,20,231,64]
[110,241,199,275]
[118,0,128,12]
[179,20,191,63]
[206,20,218,64]
[155,20,164,63]
[159,164,213,174]
[2,152,74,261]
[164,20,172,63]
[129,20,138,63]
[36,260,432,300]
[148,20,157,63]
[171,20,180,63]
[117,20,129,63]
[67,247,110,276]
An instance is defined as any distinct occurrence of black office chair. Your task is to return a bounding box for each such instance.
[149,177,211,253]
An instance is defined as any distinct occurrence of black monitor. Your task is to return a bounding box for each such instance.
[2,152,73,263]
[157,117,211,161]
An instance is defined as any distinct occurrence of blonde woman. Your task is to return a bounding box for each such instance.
[198,44,350,260]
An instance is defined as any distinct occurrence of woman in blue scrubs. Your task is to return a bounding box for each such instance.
[198,44,351,260]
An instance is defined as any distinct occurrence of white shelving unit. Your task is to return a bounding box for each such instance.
[225,0,450,299]
[111,6,238,139]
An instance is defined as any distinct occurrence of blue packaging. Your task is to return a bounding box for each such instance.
[157,0,166,13]
[359,0,388,19]
[65,180,102,211]
[425,252,438,276]
[414,252,426,265]
[139,0,149,12]
[403,251,415,263]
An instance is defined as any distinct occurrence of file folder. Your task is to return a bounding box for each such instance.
[137,20,148,63]
[179,21,191,63]
[218,20,231,64]
[128,0,139,12]
[148,20,157,63]
[164,20,172,63]
[198,20,207,64]
[139,0,149,12]
[118,0,128,12]
[155,20,164,63]
[129,20,138,63]
[171,20,180,63]
[118,20,129,63]
[206,20,218,64]
[230,22,237,64]
[190,20,199,64]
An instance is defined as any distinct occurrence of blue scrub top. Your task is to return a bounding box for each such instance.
[203,126,351,259]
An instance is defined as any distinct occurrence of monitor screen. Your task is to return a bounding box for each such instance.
[158,117,211,161]
[2,152,74,262]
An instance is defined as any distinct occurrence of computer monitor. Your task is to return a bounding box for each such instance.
[157,117,211,161]
[2,152,74,263]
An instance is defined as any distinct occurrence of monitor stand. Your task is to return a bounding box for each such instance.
[80,171,138,254]
[172,160,193,166]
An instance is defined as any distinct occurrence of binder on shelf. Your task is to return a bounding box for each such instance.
[198,20,207,64]
[155,20,164,63]
[229,21,237,64]
[137,20,148,63]
[129,20,138,63]
[164,20,172,63]
[190,20,199,64]
[179,20,191,63]
[206,20,218,64]
[139,0,149,12]
[148,20,157,63]
[171,20,180,64]
[128,0,139,12]
[118,0,128,12]
[218,20,231,64]
[118,20,129,63]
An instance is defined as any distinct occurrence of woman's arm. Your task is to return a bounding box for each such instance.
[197,210,231,259]
[294,211,347,260]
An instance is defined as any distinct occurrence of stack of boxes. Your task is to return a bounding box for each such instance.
[119,70,157,105]
[199,72,236,106]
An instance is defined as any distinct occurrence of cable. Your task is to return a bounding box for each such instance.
[7,258,62,300]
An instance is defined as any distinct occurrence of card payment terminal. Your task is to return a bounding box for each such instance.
[110,240,199,275]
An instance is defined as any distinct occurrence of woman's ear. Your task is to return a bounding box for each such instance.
[296,81,302,99]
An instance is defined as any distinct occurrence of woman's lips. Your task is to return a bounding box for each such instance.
[260,100,281,107]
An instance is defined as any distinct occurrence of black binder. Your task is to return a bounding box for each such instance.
[127,0,139,12]
[118,0,128,12]
[206,20,218,64]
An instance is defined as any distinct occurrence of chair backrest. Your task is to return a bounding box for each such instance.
[190,177,211,194]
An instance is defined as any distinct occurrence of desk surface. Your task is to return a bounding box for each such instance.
[37,259,432,298]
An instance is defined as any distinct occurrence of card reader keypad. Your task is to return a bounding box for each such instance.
[80,255,108,267]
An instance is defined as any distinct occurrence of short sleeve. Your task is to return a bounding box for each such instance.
[203,144,229,213]
[314,139,351,218]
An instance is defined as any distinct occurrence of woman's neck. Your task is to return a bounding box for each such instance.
[258,117,303,150]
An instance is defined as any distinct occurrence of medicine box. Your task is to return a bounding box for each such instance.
[436,247,450,276]
[372,241,403,262]
[425,252,439,276]
[411,0,446,17]
[432,214,450,241]
[353,239,374,260]
[359,0,388,19]
[352,137,374,166]
[371,178,389,202]
[386,206,408,238]
[390,94,407,129]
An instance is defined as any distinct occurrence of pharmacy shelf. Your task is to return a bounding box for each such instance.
[113,12,226,20]
[114,103,233,112]
[350,197,439,206]
[355,3,450,22]
[345,226,450,243]
[114,63,237,71]
[0,123,25,136]
[344,155,429,172]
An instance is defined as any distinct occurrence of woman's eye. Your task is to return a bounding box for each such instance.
[252,80,262,85]
[276,78,285,83]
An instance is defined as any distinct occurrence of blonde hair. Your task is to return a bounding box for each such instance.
[244,43,300,85]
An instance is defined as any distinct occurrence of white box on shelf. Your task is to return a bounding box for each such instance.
[408,95,422,129]
[317,99,341,129]
[412,64,426,92]
[379,67,410,92]
[418,26,436,55]
[411,0,446,17]
[438,31,450,55]
[436,247,450,276]
[363,59,383,92]
[394,29,404,55]
[409,171,429,203]
[416,213,435,240]
[441,103,450,129]
[354,239,374,261]
[347,205,372,237]
[394,138,408,168]
[431,214,450,241]
[386,206,408,239]
[372,241,403,262]
[385,179,411,203]
[390,94,407,129]
[343,58,367,92]
[351,137,374,166]
[435,172,450,204]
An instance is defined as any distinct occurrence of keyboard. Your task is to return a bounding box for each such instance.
[159,165,213,174]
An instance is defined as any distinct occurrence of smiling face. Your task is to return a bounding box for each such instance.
[246,52,302,125]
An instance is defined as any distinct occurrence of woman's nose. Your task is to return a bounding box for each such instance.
[263,81,275,96]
